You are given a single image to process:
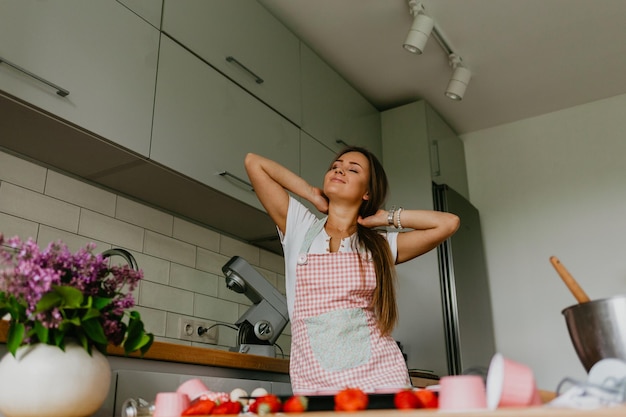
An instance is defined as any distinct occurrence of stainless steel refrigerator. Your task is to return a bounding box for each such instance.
[433,183,497,376]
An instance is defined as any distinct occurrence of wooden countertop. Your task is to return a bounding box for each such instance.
[0,320,289,374]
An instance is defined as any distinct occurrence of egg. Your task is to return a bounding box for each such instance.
[230,387,249,405]
[249,387,268,404]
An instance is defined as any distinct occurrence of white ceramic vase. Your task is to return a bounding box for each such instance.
[0,342,111,417]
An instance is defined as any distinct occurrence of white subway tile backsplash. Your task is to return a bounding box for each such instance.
[173,218,220,252]
[165,313,186,339]
[116,197,173,236]
[37,225,110,253]
[0,150,289,348]
[217,324,238,349]
[132,252,170,285]
[139,281,194,316]
[78,209,144,251]
[133,306,167,337]
[260,249,284,274]
[45,170,116,216]
[0,182,80,232]
[0,212,38,241]
[276,274,286,295]
[144,230,195,267]
[193,294,239,324]
[196,248,230,275]
[0,150,46,192]
[219,235,260,265]
[170,263,218,297]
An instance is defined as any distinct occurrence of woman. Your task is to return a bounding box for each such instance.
[244,147,459,394]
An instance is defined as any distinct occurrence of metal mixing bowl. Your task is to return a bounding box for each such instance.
[562,295,626,372]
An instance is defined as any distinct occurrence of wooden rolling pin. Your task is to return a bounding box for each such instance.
[549,256,590,303]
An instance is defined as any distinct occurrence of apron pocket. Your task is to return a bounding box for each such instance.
[304,308,371,372]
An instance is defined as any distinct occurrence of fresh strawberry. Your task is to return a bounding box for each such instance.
[282,395,308,413]
[334,388,369,411]
[212,400,242,415]
[248,394,282,415]
[181,398,216,415]
[394,389,420,409]
[415,389,438,408]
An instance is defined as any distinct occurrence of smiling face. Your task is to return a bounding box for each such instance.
[323,151,371,204]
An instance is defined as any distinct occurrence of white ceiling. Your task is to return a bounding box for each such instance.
[258,0,626,135]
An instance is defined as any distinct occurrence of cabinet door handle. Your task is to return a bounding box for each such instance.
[0,56,70,97]
[430,140,441,177]
[218,171,254,191]
[225,56,264,84]
[335,139,350,147]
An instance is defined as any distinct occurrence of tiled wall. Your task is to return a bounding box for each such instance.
[0,149,291,356]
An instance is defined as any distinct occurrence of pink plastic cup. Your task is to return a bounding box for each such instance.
[438,375,487,411]
[176,378,210,401]
[486,353,536,409]
[153,392,190,417]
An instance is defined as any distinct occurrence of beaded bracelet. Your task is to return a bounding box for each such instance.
[395,207,403,229]
[387,206,396,227]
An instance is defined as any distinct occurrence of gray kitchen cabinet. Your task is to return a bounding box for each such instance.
[300,43,382,159]
[151,35,299,213]
[162,0,301,125]
[104,369,288,417]
[381,100,470,377]
[117,0,163,28]
[299,131,336,216]
[0,0,159,157]
[382,100,447,376]
[426,105,469,199]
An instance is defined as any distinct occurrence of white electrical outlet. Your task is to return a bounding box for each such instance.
[178,318,219,345]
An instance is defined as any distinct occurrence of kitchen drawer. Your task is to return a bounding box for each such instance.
[112,370,274,417]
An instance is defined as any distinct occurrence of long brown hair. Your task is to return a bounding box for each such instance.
[331,146,398,335]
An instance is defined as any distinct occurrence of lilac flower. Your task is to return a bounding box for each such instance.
[0,234,152,356]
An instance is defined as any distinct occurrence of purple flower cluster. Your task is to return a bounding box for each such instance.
[0,234,143,345]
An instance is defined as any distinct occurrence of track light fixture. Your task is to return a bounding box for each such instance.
[404,0,472,100]
[403,2,433,54]
[445,54,471,101]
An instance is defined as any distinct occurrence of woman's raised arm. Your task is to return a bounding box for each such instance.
[244,153,328,234]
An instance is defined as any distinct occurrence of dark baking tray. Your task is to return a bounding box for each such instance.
[279,393,396,411]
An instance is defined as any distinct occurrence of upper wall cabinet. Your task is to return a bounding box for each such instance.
[0,0,159,157]
[162,0,301,125]
[382,100,469,201]
[300,44,382,159]
[117,0,163,28]
[151,35,299,212]
[299,131,335,217]
[426,105,469,199]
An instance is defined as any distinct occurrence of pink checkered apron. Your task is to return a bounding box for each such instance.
[289,219,410,394]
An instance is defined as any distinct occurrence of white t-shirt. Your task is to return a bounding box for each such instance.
[279,197,398,318]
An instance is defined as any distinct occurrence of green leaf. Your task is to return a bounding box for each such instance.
[53,285,84,308]
[82,307,101,322]
[52,329,65,347]
[35,292,63,313]
[33,321,49,344]
[81,318,108,345]
[122,311,153,355]
[7,322,25,356]
[92,296,113,310]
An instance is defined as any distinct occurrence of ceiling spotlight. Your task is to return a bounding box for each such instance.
[445,54,471,101]
[403,1,433,54]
